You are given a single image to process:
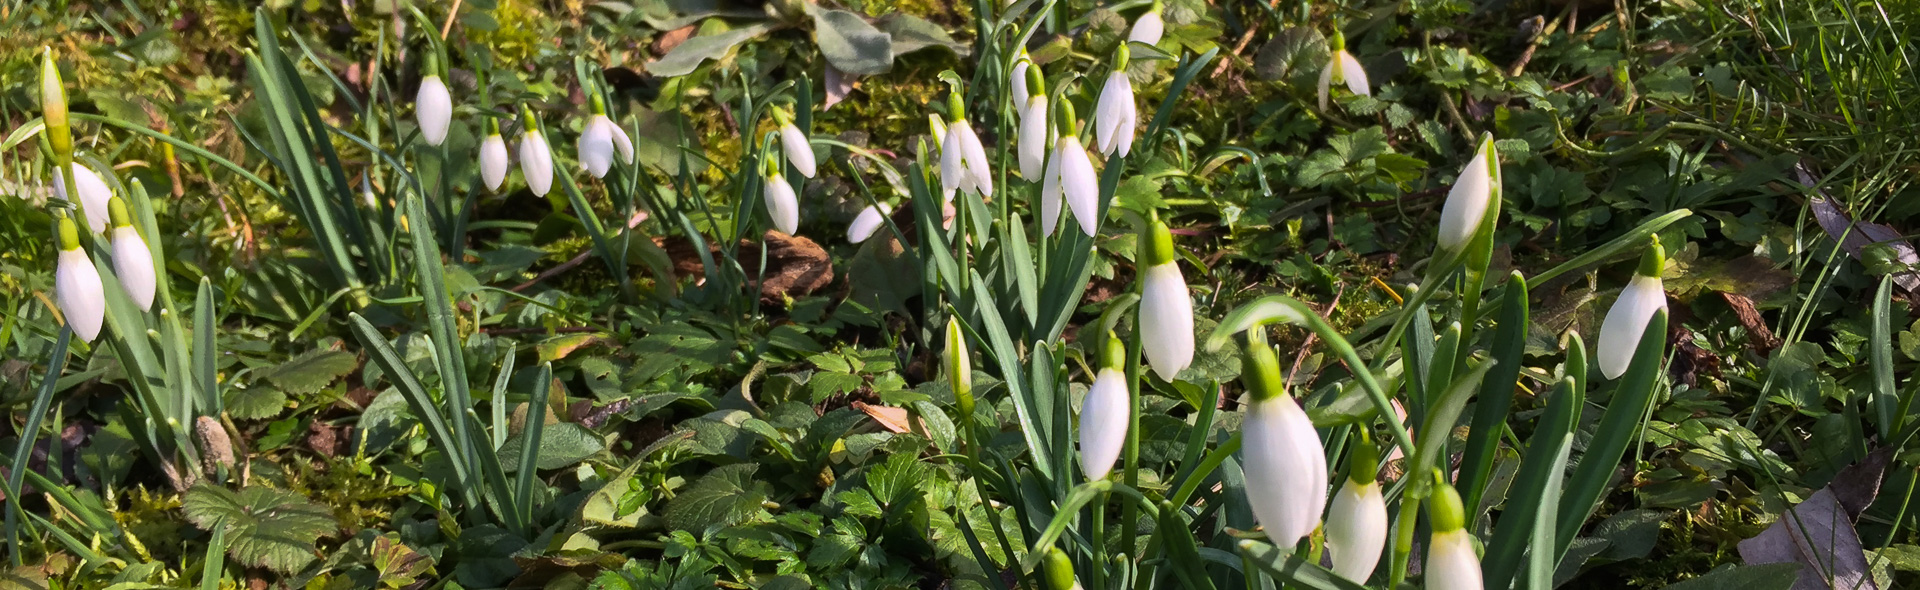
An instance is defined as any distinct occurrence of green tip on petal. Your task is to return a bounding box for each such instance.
[108,197,132,228]
[948,91,966,122]
[1142,218,1176,266]
[1056,100,1079,136]
[1347,430,1378,485]
[1026,65,1046,99]
[55,214,81,251]
[1239,331,1286,403]
[1041,546,1077,590]
[1330,28,1347,52]
[1637,235,1665,277]
[1428,468,1467,532]
[1101,332,1126,371]
[1112,43,1131,69]
[590,92,608,116]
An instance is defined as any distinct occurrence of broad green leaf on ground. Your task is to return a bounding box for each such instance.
[372,534,436,589]
[665,464,770,531]
[876,13,968,56]
[811,8,893,76]
[259,349,356,396]
[647,23,776,77]
[182,483,338,574]
[225,385,289,420]
[1655,563,1801,590]
[500,422,606,472]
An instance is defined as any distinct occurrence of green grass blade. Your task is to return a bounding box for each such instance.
[346,313,475,505]
[1481,374,1580,590]
[1237,539,1369,590]
[516,364,552,531]
[1529,210,1691,288]
[5,328,70,566]
[194,278,220,415]
[967,270,1053,479]
[199,525,228,590]
[1556,310,1668,557]
[1457,272,1531,510]
[1408,359,1496,495]
[1425,321,1461,415]
[1526,434,1575,590]
[1872,275,1898,437]
[491,353,516,451]
[402,191,482,503]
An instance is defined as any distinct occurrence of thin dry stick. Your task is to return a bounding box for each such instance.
[1213,0,1286,79]
[440,0,464,40]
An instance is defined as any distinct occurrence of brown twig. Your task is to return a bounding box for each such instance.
[440,0,464,40]
[1213,0,1285,79]
[513,249,594,293]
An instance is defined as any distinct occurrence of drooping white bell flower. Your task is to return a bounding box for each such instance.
[1017,65,1051,181]
[416,61,452,147]
[1424,473,1483,590]
[1239,334,1328,548]
[105,197,156,312]
[1436,134,1499,253]
[1326,435,1387,583]
[1078,335,1131,481]
[940,98,994,198]
[1128,2,1165,45]
[1042,101,1100,237]
[778,110,816,178]
[1317,30,1371,111]
[479,126,510,192]
[517,107,554,197]
[52,215,104,342]
[577,96,635,179]
[1138,219,1193,381]
[763,165,800,235]
[1010,54,1032,118]
[848,203,891,244]
[1597,237,1668,379]
[1093,46,1138,158]
[52,162,113,234]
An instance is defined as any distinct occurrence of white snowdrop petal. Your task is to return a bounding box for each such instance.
[55,248,105,342]
[1041,146,1065,237]
[579,116,616,178]
[1326,480,1388,583]
[1424,530,1483,590]
[54,164,114,234]
[1010,61,1031,120]
[1241,395,1328,547]
[848,204,891,243]
[1436,147,1493,252]
[1078,368,1131,481]
[941,128,966,194]
[957,123,994,197]
[764,175,800,235]
[110,226,157,312]
[416,76,452,147]
[1340,52,1371,97]
[1128,11,1165,45]
[1597,274,1667,378]
[479,135,510,192]
[1018,97,1050,181]
[1094,73,1130,155]
[1317,61,1335,111]
[519,131,554,197]
[781,123,816,178]
[1060,138,1101,237]
[1139,263,1194,380]
[611,122,635,164]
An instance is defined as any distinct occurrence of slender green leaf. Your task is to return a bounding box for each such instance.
[1557,310,1668,557]
[1458,272,1531,510]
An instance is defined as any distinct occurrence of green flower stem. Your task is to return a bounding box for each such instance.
[1121,253,1148,559]
[1387,495,1420,589]
[960,406,1031,590]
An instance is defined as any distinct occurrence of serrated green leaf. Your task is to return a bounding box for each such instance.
[224,386,289,421]
[664,464,768,532]
[181,484,337,574]
[259,349,356,396]
[500,423,605,472]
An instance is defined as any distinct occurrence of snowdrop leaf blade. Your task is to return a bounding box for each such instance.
[1456,272,1530,509]
[1205,295,1314,352]
[1407,360,1495,496]
[1481,376,1581,590]
[1557,310,1666,548]
[1238,539,1372,590]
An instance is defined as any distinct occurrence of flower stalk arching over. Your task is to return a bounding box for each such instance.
[479,119,510,192]
[1237,331,1328,548]
[1042,100,1099,237]
[847,203,891,244]
[1436,133,1500,254]
[1317,29,1371,111]
[1424,471,1483,590]
[1078,333,1131,481]
[106,197,156,312]
[517,106,555,197]
[1128,0,1165,45]
[1326,432,1387,583]
[53,162,113,234]
[775,107,816,179]
[1017,65,1051,181]
[762,158,800,235]
[939,92,994,197]
[577,93,635,179]
[1138,218,1194,381]
[53,214,104,342]
[1093,44,1138,158]
[416,54,452,147]
[1596,236,1668,379]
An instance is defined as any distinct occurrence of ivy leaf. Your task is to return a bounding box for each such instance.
[260,349,356,396]
[182,484,338,574]
[664,464,769,532]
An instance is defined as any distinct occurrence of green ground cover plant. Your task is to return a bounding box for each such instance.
[3,0,1920,588]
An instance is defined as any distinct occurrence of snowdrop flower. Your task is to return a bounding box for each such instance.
[1010,53,1033,120]
[416,55,452,147]
[1042,101,1099,237]
[1093,45,1138,157]
[776,108,816,178]
[1017,66,1051,181]
[1238,332,1328,547]
[847,203,891,244]
[479,120,510,192]
[1079,334,1131,481]
[762,159,800,235]
[939,92,994,197]
[41,49,74,172]
[1436,134,1500,254]
[577,94,635,179]
[1596,236,1668,379]
[517,106,554,197]
[105,197,156,312]
[1326,434,1387,583]
[52,214,104,342]
[1317,29,1371,111]
[944,318,975,417]
[1138,218,1193,381]
[1128,1,1165,45]
[1424,472,1482,590]
[52,162,113,234]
